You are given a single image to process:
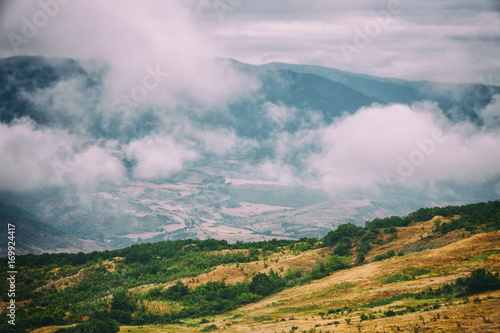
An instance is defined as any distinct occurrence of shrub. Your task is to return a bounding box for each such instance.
[373,249,396,262]
[201,324,218,332]
[322,223,364,247]
[384,310,396,317]
[334,241,352,256]
[249,273,274,296]
[356,252,365,265]
[236,292,260,304]
[456,269,500,295]
[55,318,119,333]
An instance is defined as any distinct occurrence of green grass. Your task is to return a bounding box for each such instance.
[360,293,416,308]
[380,266,433,284]
[468,251,500,262]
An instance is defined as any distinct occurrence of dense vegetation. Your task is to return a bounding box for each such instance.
[322,200,500,264]
[419,268,500,298]
[0,200,499,332]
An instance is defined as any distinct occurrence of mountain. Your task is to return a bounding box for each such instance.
[0,200,109,255]
[0,55,499,254]
[1,200,498,332]
[243,60,500,123]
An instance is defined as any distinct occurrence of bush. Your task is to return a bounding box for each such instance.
[334,241,352,256]
[201,324,218,332]
[373,249,396,262]
[236,292,260,304]
[323,223,363,247]
[456,269,500,295]
[55,318,119,333]
[384,310,396,317]
[356,252,365,265]
[249,273,275,296]
[310,255,351,280]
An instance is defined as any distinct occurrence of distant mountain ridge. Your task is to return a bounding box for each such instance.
[225,58,500,125]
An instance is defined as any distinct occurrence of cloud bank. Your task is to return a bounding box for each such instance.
[0,118,124,191]
[307,102,500,192]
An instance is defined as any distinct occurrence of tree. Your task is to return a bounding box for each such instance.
[249,273,274,296]
[457,269,500,295]
[165,280,190,301]
[111,289,136,312]
[323,223,363,247]
[334,241,352,256]
[356,252,365,265]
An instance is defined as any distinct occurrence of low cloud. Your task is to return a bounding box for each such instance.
[1,0,259,110]
[124,135,198,179]
[478,94,500,128]
[0,118,124,191]
[307,102,500,192]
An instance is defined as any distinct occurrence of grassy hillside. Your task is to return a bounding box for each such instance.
[1,201,499,332]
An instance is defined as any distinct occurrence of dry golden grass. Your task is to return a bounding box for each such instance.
[35,268,85,292]
[32,220,500,333]
[141,300,183,314]
[35,257,124,294]
[130,247,330,294]
[123,230,500,332]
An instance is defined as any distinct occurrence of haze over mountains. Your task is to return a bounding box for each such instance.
[1,55,499,254]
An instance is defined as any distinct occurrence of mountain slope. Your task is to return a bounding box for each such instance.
[1,55,499,254]
[230,59,500,124]
[0,200,108,255]
[1,201,499,332]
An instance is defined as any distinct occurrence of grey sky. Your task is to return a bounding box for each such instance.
[0,0,499,83]
[195,0,500,83]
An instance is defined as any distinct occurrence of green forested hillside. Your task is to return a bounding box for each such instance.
[1,200,499,333]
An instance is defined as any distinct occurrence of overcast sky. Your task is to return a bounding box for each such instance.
[1,0,499,84]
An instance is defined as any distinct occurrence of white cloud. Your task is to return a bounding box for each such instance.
[0,118,124,191]
[124,135,198,179]
[307,102,500,193]
[194,128,240,156]
[1,0,258,109]
[478,94,500,128]
[198,0,500,83]
[265,102,295,128]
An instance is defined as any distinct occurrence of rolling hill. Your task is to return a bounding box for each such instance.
[1,200,499,332]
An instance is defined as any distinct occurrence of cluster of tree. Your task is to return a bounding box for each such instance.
[137,256,350,322]
[10,237,301,269]
[0,235,320,332]
[322,223,397,264]
[55,316,119,333]
[418,269,500,298]
[433,201,500,234]
[322,223,364,255]
[322,200,500,264]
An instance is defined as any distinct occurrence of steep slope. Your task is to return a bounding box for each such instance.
[0,200,108,255]
[5,201,498,332]
[199,231,500,333]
